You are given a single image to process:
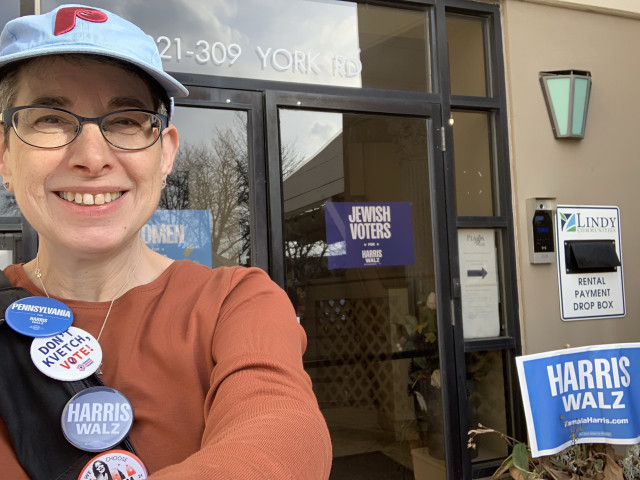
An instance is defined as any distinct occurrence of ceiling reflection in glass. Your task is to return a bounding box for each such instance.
[43,0,431,91]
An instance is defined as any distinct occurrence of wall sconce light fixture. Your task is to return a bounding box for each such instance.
[540,70,591,139]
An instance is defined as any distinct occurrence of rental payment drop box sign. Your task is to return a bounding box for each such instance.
[556,205,624,321]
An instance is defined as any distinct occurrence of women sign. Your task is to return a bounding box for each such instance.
[516,343,640,457]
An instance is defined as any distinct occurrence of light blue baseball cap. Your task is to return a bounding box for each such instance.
[0,4,188,99]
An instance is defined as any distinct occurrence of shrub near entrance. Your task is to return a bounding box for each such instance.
[467,424,640,479]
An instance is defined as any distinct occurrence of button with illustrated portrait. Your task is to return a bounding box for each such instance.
[77,450,148,480]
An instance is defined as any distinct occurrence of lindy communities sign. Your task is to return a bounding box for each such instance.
[555,205,625,321]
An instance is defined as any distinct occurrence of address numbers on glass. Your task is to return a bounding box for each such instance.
[157,37,242,66]
[155,36,362,78]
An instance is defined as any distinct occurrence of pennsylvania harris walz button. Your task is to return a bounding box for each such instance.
[5,296,73,337]
[61,387,134,452]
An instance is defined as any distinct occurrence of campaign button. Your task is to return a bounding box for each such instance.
[61,387,134,452]
[77,449,148,480]
[5,296,73,337]
[30,326,102,381]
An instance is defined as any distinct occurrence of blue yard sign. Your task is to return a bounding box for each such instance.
[141,210,213,267]
[516,343,640,457]
[324,201,415,270]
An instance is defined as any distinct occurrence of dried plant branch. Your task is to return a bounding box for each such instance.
[468,424,638,479]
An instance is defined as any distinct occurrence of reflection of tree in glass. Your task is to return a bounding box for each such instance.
[161,171,189,210]
[0,190,20,217]
[158,112,306,268]
[285,204,331,312]
[282,127,333,312]
[159,114,249,267]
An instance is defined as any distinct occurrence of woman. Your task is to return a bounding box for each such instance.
[92,460,114,480]
[0,5,331,479]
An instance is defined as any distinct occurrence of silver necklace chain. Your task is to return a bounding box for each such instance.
[34,245,143,343]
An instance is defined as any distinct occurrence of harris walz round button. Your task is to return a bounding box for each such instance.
[61,386,134,452]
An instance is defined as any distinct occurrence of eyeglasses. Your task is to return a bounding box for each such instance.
[1,105,168,150]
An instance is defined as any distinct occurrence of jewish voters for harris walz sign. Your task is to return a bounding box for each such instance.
[324,202,415,269]
[516,344,640,457]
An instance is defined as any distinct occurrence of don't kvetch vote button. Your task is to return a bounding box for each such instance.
[30,326,102,381]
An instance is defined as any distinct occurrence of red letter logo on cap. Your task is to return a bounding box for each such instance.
[54,7,108,36]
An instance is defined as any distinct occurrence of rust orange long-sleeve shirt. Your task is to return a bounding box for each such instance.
[0,261,332,479]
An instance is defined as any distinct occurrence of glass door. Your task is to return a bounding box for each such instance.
[154,87,269,270]
[267,92,453,479]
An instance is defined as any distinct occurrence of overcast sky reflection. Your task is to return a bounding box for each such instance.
[43,0,363,87]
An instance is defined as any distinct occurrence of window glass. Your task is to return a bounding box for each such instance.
[0,185,19,217]
[357,4,431,91]
[0,3,31,217]
[0,231,21,267]
[153,106,251,267]
[447,14,488,97]
[43,0,431,91]
[466,350,509,462]
[281,109,443,478]
[0,1,19,30]
[452,110,494,216]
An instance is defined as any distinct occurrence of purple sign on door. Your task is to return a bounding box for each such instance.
[324,202,415,269]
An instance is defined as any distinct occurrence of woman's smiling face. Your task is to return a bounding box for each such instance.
[0,56,178,256]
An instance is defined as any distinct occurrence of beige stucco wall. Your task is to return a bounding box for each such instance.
[502,0,640,353]
[522,0,640,18]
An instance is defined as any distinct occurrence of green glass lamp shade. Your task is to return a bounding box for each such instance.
[540,71,591,139]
